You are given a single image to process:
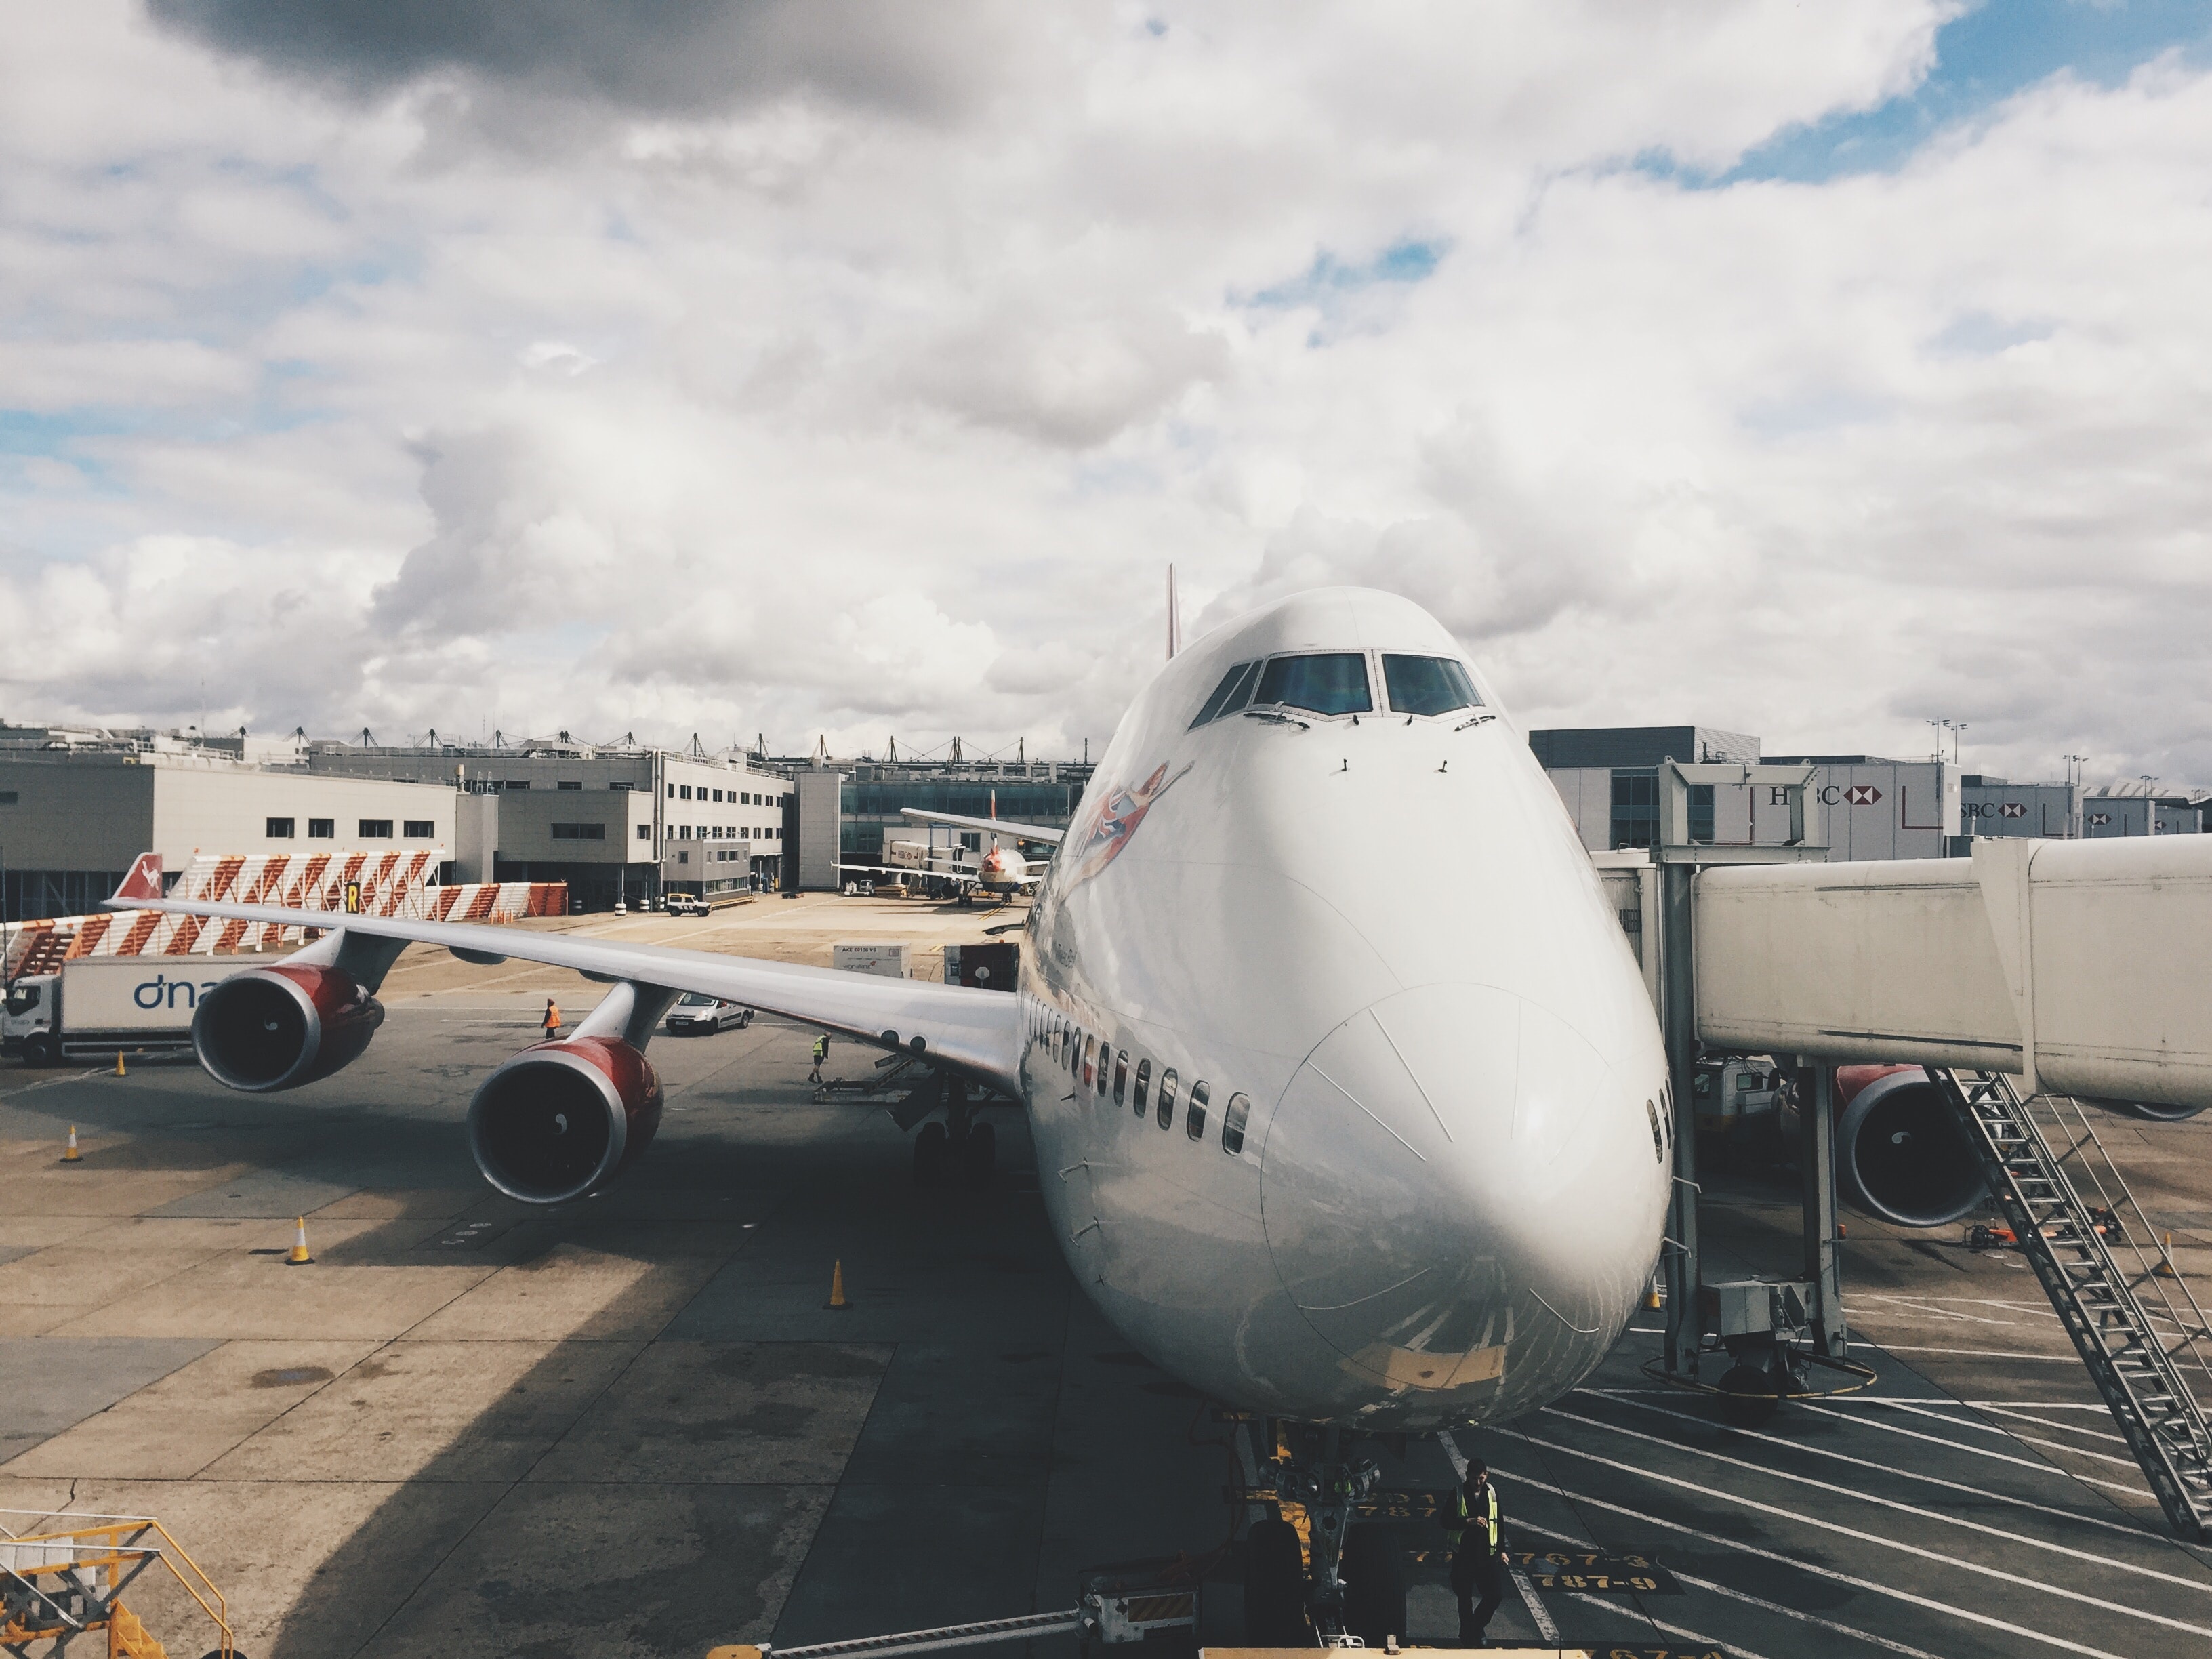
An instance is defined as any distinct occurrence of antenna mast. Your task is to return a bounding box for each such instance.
[1166,565,1181,660]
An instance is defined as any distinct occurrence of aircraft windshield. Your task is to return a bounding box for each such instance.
[1189,660,1261,728]
[1381,654,1482,717]
[1253,653,1372,716]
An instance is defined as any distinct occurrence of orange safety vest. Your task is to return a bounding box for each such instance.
[544,1003,560,1030]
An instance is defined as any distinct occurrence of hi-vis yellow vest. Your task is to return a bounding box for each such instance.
[1446,1481,1499,1551]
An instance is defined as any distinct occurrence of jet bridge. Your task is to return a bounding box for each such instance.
[1696,833,2212,1109]
[1620,764,2212,1539]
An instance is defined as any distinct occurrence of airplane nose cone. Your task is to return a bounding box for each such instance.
[1258,983,1664,1413]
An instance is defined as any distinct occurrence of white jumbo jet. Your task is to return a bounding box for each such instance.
[106,586,1671,1632]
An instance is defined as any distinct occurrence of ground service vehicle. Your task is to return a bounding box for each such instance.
[665,994,752,1034]
[4,956,258,1066]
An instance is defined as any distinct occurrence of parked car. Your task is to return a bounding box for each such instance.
[664,893,709,916]
[665,993,752,1034]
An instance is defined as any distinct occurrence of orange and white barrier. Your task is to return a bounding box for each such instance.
[2,851,565,977]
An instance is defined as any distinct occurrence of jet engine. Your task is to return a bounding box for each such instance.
[192,965,384,1092]
[2089,1099,2207,1123]
[1835,1064,1989,1229]
[468,1036,664,1205]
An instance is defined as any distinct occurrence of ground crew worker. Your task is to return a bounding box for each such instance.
[541,998,561,1040]
[809,1033,830,1083]
[1445,1457,1505,1645]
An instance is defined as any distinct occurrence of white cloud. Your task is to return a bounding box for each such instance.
[4,1,2209,786]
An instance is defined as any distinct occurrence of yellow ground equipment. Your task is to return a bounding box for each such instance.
[0,1510,235,1658]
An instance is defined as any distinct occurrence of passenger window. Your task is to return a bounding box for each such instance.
[1253,653,1372,716]
[1113,1052,1128,1104]
[1096,1043,1111,1097]
[1083,1036,1096,1088]
[1133,1059,1151,1118]
[1071,1030,1083,1078]
[1157,1069,1179,1130]
[1187,1080,1210,1141]
[1222,1092,1251,1156]
[1381,654,1481,717]
[1190,661,1259,729]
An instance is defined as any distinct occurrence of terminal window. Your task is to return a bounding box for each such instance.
[636,824,651,840]
[266,817,295,838]
[359,819,392,838]
[558,781,582,791]
[552,823,607,840]
[1610,772,1658,849]
[308,818,334,838]
[403,819,434,838]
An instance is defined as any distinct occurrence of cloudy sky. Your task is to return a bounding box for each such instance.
[4,1,2210,783]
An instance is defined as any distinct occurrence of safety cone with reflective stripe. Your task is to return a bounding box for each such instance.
[287,1216,314,1265]
[60,1125,83,1164]
[825,1259,850,1310]
[2158,1233,2180,1279]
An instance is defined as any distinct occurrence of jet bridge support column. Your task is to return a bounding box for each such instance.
[1799,1059,1847,1359]
[1660,857,1701,1380]
[1653,760,1824,1382]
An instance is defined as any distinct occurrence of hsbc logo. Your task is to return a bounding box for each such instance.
[2001,802,2028,818]
[2089,812,2112,826]
[1803,783,1887,806]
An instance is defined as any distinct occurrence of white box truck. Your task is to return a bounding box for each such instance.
[3,956,259,1067]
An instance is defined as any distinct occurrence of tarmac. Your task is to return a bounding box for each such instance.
[3,895,2212,1657]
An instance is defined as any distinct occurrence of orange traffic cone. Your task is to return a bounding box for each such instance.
[1643,1281,1662,1310]
[114,1050,126,1076]
[60,1125,83,1164]
[2157,1233,2179,1279]
[825,1259,851,1311]
[287,1216,314,1266]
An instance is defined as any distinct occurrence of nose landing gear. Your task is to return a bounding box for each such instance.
[1244,1422,1406,1647]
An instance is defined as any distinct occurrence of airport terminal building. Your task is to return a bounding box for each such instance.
[0,732,457,921]
[1534,724,2205,858]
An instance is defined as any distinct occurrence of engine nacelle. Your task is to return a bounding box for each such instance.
[2087,1098,2207,1123]
[192,965,384,1092]
[468,1036,664,1205]
[1835,1065,1989,1229]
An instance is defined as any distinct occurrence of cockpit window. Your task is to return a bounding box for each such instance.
[1190,661,1261,729]
[1382,654,1482,717]
[1252,653,1372,716]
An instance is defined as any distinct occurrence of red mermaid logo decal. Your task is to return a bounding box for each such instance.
[1065,761,1192,887]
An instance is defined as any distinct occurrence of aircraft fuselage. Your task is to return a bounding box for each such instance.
[1016,588,1671,1429]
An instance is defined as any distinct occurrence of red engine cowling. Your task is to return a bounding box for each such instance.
[192,965,384,1092]
[1835,1064,1990,1228]
[468,1036,664,1204]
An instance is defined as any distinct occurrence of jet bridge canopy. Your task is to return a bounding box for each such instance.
[1696,836,2212,1111]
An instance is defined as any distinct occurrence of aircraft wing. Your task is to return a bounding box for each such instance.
[898,808,1064,845]
[102,885,1023,1094]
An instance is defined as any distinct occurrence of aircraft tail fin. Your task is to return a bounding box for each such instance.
[110,853,163,904]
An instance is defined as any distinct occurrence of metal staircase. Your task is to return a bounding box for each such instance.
[1931,1067,2212,1541]
[1,1510,234,1658]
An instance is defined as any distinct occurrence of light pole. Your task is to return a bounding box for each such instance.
[1926,719,1945,764]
